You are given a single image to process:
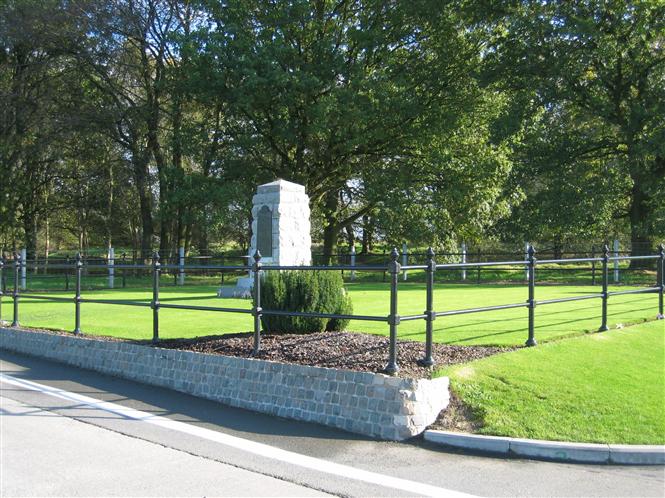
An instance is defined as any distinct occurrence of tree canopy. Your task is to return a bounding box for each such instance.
[0,0,662,258]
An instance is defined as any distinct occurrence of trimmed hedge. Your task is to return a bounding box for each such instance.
[259,270,353,334]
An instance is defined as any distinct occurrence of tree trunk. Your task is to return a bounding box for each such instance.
[321,190,339,265]
[44,215,50,274]
[361,214,373,254]
[184,222,192,255]
[196,224,209,256]
[345,225,355,251]
[22,210,37,260]
[132,153,154,260]
[106,160,114,250]
[628,171,655,268]
[176,206,187,249]
[553,238,563,259]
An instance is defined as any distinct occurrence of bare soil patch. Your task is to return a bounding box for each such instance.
[428,390,483,432]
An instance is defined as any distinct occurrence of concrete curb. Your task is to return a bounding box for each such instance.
[424,430,665,465]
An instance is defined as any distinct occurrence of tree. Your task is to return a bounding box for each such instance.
[74,0,197,257]
[364,90,516,249]
[191,0,495,261]
[491,0,665,257]
[0,0,82,255]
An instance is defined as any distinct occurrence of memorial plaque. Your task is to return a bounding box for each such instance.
[257,205,273,257]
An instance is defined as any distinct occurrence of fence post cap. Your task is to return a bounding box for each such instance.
[14,251,21,261]
[527,244,536,257]
[659,243,665,254]
[426,247,435,259]
[253,250,262,262]
[602,244,610,255]
[390,247,399,260]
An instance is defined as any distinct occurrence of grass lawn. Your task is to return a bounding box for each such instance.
[1,280,659,345]
[436,320,665,444]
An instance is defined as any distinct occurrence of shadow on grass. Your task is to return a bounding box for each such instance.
[398,303,657,345]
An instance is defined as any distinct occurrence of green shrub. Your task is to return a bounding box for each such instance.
[258,270,353,334]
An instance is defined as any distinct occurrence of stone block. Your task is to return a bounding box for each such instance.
[1,327,451,442]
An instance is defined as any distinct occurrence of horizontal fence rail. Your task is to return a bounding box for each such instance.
[4,242,659,292]
[0,243,663,375]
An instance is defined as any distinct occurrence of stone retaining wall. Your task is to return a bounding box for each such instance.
[0,327,449,440]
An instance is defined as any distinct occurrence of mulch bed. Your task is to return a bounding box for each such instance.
[156,331,517,379]
[4,324,515,379]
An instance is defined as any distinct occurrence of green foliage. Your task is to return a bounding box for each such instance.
[2,0,662,258]
[490,0,665,251]
[366,90,518,248]
[259,270,352,334]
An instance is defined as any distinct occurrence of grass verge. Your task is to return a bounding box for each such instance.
[436,320,665,444]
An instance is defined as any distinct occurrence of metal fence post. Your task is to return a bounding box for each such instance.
[613,239,619,283]
[74,253,82,334]
[525,245,537,347]
[252,250,262,355]
[476,248,481,284]
[20,248,26,290]
[461,242,467,281]
[591,245,596,286]
[152,252,160,343]
[12,252,20,327]
[419,247,436,367]
[173,252,178,286]
[65,255,70,291]
[178,246,185,286]
[1,253,5,294]
[385,248,401,374]
[108,246,115,289]
[600,244,609,332]
[122,253,127,288]
[0,256,4,324]
[657,243,664,320]
[350,245,356,281]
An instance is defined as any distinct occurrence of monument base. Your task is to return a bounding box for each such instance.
[217,277,253,299]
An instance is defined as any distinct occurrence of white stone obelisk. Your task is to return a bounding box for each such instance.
[219,179,311,298]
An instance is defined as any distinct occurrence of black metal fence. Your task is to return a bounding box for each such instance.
[0,243,663,375]
[3,242,658,289]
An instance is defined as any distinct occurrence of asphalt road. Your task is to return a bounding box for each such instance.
[1,350,663,497]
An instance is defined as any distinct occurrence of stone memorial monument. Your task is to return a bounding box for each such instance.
[218,179,311,298]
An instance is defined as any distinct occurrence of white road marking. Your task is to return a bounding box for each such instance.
[0,373,473,497]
